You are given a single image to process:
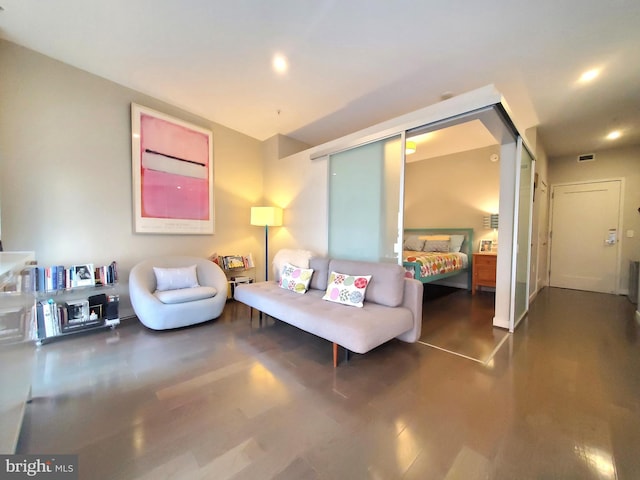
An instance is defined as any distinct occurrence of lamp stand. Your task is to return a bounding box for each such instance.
[264,224,269,281]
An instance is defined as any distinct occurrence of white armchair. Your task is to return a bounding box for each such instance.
[129,256,227,330]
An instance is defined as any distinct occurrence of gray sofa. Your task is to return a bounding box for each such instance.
[234,256,423,366]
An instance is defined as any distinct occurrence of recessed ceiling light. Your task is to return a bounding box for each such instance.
[579,69,600,83]
[272,54,288,74]
[606,130,621,140]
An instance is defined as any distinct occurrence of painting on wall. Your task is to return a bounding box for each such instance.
[131,103,214,234]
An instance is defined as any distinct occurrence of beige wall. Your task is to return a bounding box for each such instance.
[262,142,328,262]
[549,145,640,293]
[0,40,264,316]
[404,145,501,249]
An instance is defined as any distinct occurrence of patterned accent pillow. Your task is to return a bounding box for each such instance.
[322,271,372,308]
[423,240,451,252]
[278,263,314,294]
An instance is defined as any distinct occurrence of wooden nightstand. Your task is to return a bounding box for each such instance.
[472,252,497,295]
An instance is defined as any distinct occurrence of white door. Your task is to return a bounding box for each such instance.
[549,180,621,293]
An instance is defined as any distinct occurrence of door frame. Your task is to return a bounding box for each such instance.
[548,177,625,294]
[535,179,550,296]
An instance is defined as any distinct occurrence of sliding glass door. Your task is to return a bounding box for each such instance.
[323,100,536,332]
[328,135,403,262]
[511,139,534,328]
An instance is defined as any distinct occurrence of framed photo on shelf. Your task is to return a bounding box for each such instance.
[479,240,493,253]
[131,103,214,235]
[71,264,95,287]
[66,300,90,323]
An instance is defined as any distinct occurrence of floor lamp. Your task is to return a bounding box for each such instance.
[250,206,283,281]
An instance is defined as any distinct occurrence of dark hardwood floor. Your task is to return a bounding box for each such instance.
[16,288,640,479]
[419,285,507,363]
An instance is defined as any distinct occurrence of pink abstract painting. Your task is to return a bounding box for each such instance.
[139,113,210,220]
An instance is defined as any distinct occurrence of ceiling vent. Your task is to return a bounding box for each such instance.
[577,153,596,162]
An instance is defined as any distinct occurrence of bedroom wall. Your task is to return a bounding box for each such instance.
[0,40,264,317]
[549,145,640,294]
[404,144,502,249]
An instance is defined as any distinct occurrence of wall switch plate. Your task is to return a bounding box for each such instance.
[627,230,634,238]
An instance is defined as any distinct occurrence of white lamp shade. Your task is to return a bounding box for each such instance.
[251,206,283,227]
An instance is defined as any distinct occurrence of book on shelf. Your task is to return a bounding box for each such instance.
[219,254,255,270]
[225,255,245,269]
[37,300,60,338]
[18,261,119,292]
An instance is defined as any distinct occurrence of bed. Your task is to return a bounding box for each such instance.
[402,228,474,289]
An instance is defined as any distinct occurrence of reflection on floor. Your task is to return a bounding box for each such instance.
[419,284,509,364]
[17,288,640,479]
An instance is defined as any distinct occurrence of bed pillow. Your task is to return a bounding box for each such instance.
[279,263,314,294]
[449,235,465,253]
[322,271,371,308]
[153,265,199,292]
[419,234,451,241]
[423,240,451,252]
[403,235,424,251]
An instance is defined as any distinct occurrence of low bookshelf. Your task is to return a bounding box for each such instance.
[214,253,256,299]
[0,254,121,346]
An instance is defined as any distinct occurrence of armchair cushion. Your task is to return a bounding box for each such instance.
[154,286,217,304]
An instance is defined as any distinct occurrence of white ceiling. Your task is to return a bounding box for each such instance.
[1,0,639,158]
[407,120,499,162]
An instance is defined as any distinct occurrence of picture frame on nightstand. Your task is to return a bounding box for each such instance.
[479,239,493,253]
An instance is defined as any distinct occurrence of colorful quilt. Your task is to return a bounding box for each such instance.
[403,251,468,280]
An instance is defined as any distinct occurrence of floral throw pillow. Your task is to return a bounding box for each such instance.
[279,263,314,294]
[322,271,372,308]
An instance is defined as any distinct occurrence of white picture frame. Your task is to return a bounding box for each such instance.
[479,239,493,253]
[71,264,95,287]
[131,103,214,235]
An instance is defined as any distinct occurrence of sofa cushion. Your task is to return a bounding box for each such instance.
[328,259,405,307]
[279,263,314,294]
[309,257,330,291]
[322,271,371,308]
[153,265,199,292]
[154,286,217,304]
